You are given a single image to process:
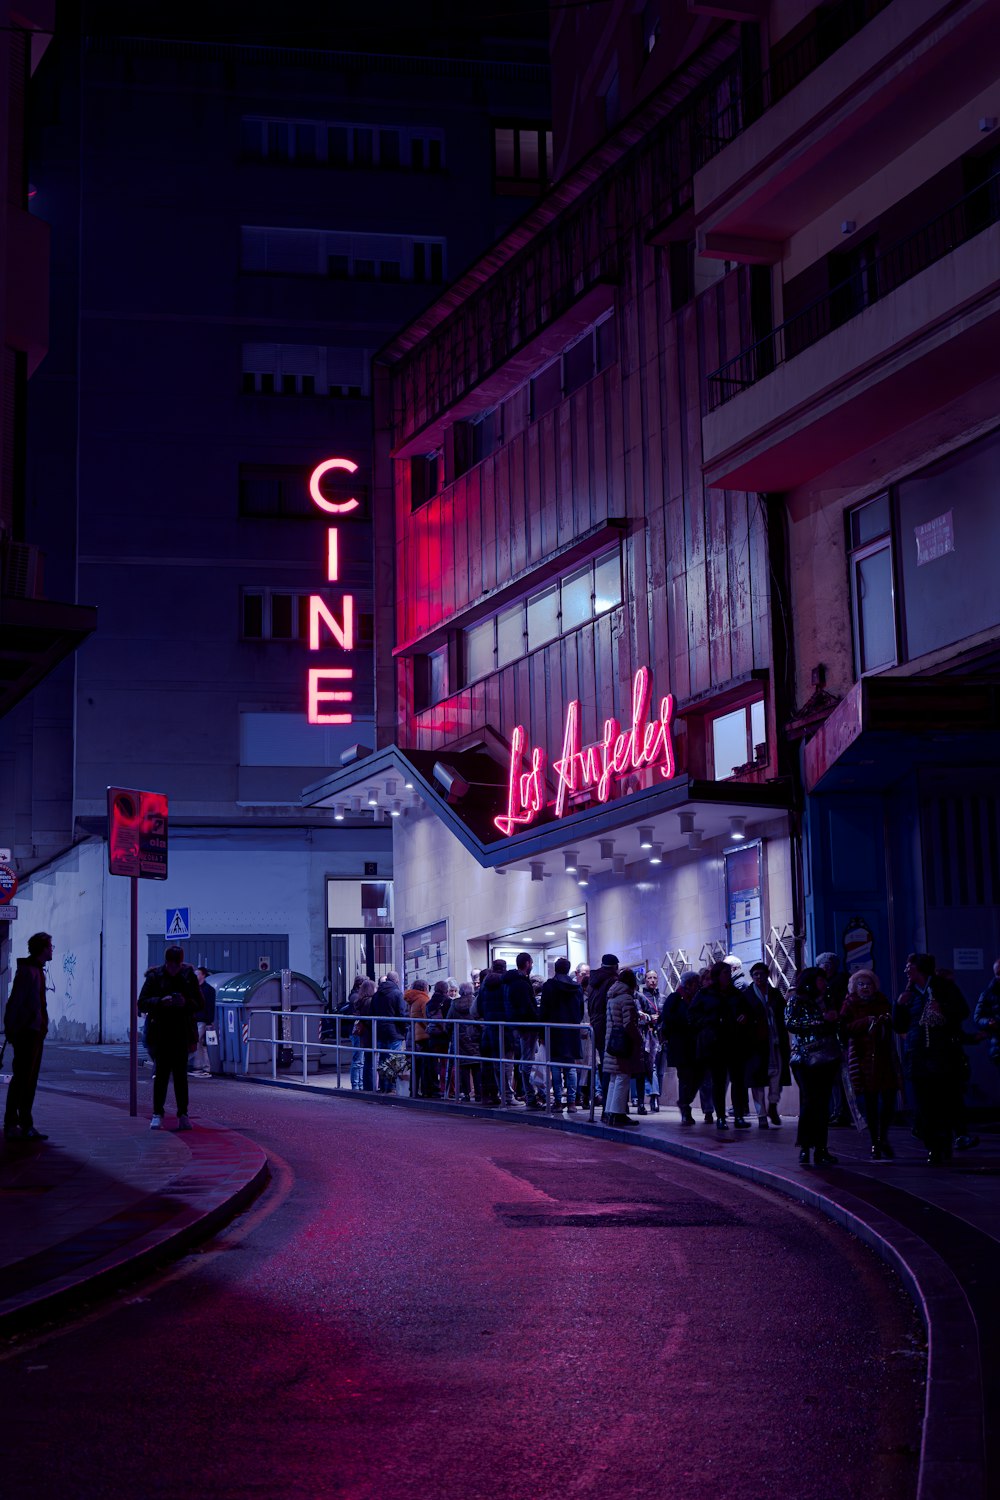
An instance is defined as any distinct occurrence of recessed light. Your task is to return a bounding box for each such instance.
[545,930,556,937]
[639,826,653,850]
[333,804,345,822]
[564,850,579,875]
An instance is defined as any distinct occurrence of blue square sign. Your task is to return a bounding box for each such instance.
[165,907,190,939]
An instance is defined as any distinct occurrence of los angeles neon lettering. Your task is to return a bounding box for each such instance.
[493,667,675,836]
[307,457,358,724]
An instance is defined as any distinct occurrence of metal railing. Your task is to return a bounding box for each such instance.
[707,170,1000,410]
[693,0,895,170]
[251,1011,599,1123]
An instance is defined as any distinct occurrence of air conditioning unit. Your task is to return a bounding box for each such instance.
[2,542,44,599]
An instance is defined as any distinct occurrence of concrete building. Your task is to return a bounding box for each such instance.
[304,4,798,996]
[691,0,1000,1107]
[1,4,550,1034]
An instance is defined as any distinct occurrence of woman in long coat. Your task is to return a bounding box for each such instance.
[785,966,841,1167]
[840,968,900,1158]
[604,969,643,1129]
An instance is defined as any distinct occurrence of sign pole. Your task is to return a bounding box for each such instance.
[129,875,138,1118]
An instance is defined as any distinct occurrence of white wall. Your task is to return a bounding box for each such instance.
[10,826,392,1041]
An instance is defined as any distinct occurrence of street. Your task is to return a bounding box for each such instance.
[1,1047,924,1500]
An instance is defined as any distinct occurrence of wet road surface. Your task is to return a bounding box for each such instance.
[0,1050,924,1500]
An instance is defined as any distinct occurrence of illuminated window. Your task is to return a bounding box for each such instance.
[493,123,554,191]
[460,549,623,686]
[848,494,896,676]
[712,700,767,780]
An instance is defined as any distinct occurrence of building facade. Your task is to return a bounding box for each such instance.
[305,7,799,995]
[2,7,550,1034]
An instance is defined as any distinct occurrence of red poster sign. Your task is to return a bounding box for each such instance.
[107,787,169,880]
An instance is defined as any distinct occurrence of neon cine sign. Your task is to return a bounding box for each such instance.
[306,458,360,724]
[494,666,676,836]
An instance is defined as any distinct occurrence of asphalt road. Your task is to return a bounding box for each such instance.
[1,1047,924,1500]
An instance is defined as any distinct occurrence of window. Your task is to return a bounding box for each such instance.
[712,700,767,780]
[529,313,616,420]
[241,344,370,398]
[493,123,554,190]
[471,406,503,466]
[241,590,309,641]
[410,452,442,511]
[642,0,661,56]
[848,494,896,675]
[668,240,695,311]
[414,645,450,710]
[239,463,367,519]
[460,550,623,685]
[242,226,446,284]
[242,115,444,171]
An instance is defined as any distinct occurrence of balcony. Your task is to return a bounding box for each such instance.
[701,175,1000,489]
[694,0,995,258]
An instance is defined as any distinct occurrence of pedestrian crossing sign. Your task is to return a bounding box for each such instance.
[165,907,190,939]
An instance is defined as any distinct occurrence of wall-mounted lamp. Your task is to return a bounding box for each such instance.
[350,795,362,814]
[404,780,415,791]
[384,779,397,799]
[678,811,696,835]
[390,801,402,818]
[333,804,345,822]
[432,762,470,800]
[649,843,662,865]
[729,816,747,841]
[577,865,590,887]
[613,854,627,876]
[639,826,654,850]
[564,850,579,875]
[599,839,616,861]
[530,861,545,883]
[688,831,703,850]
[366,786,379,807]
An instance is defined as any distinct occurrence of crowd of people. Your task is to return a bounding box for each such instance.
[335,944,998,1168]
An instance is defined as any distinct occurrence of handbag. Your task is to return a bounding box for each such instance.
[801,1037,842,1068]
[606,1022,629,1058]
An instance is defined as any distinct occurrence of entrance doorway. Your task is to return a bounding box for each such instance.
[488,911,588,979]
[327,930,394,1009]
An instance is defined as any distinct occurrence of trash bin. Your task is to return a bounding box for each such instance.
[212,969,325,1075]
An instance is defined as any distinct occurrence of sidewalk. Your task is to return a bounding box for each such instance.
[0,1091,268,1336]
[253,1071,997,1500]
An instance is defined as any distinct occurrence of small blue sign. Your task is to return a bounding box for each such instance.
[165,907,190,939]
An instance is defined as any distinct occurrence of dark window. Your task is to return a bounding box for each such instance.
[328,126,349,165]
[531,361,562,420]
[328,253,350,279]
[829,235,880,327]
[429,243,444,282]
[410,453,441,510]
[241,119,264,160]
[411,137,425,171]
[493,124,553,189]
[669,239,695,310]
[596,316,617,371]
[471,407,502,466]
[847,495,896,676]
[379,130,400,167]
[563,334,596,396]
[242,371,256,394]
[354,258,376,281]
[414,644,449,710]
[427,137,443,171]
[354,129,373,166]
[242,593,264,639]
[267,121,290,160]
[300,374,315,396]
[413,243,426,282]
[270,594,295,639]
[294,124,317,162]
[379,259,401,282]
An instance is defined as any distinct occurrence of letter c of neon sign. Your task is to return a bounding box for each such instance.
[309,458,360,514]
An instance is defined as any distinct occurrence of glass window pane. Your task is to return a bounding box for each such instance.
[496,603,524,667]
[494,127,515,178]
[594,552,621,614]
[856,546,896,672]
[563,335,595,396]
[545,130,554,179]
[243,594,264,638]
[429,645,448,704]
[561,566,592,631]
[271,594,295,639]
[519,129,540,180]
[466,619,494,682]
[527,586,559,650]
[851,494,890,548]
[750,699,766,759]
[361,882,393,930]
[713,707,748,780]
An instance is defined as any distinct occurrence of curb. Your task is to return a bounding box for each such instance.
[0,1121,269,1338]
[246,1074,986,1500]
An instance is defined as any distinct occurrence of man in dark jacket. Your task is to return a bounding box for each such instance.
[747,961,791,1126]
[505,952,543,1107]
[3,931,53,1142]
[189,966,216,1076]
[587,953,619,1110]
[894,952,969,1163]
[974,958,1000,1066]
[138,945,202,1130]
[539,957,584,1110]
[473,959,509,1104]
[689,961,736,1133]
[369,971,408,1092]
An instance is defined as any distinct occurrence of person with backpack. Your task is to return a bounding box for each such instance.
[138,945,202,1131]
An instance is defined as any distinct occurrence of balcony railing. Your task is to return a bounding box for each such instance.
[694,0,895,171]
[706,170,1000,411]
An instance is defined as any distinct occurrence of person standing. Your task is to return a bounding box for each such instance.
[816,951,851,1125]
[189,966,216,1077]
[505,952,544,1109]
[659,971,701,1125]
[974,958,1000,1072]
[785,966,841,1167]
[426,979,452,1097]
[747,961,790,1127]
[603,968,643,1128]
[350,977,376,1089]
[447,982,482,1102]
[587,953,620,1111]
[138,944,202,1131]
[473,959,510,1105]
[3,931,53,1142]
[369,970,408,1093]
[894,953,968,1165]
[405,978,435,1097]
[689,961,736,1133]
[539,957,584,1111]
[840,969,899,1158]
[638,970,662,1112]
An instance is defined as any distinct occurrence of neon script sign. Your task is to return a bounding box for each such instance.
[306,458,359,724]
[494,667,676,836]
